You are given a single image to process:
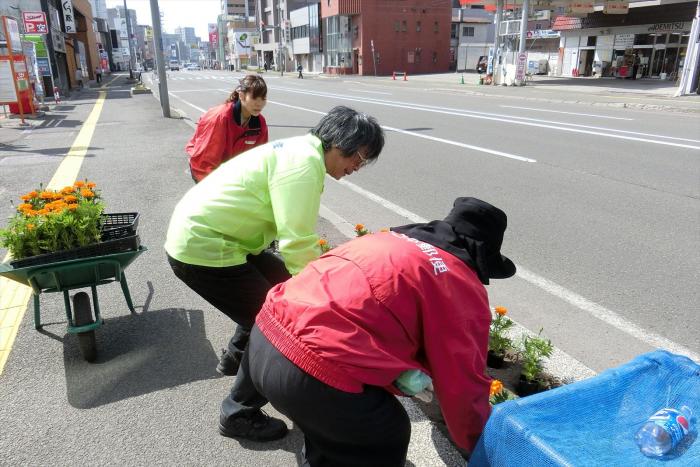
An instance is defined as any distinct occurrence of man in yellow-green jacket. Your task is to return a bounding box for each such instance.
[164,105,384,442]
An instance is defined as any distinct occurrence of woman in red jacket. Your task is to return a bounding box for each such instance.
[222,197,517,465]
[186,74,269,182]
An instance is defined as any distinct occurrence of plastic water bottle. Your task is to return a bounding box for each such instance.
[635,406,693,457]
[394,369,432,396]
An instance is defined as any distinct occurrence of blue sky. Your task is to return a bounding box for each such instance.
[105,0,220,39]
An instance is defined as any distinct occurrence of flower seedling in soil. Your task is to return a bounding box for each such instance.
[354,223,370,236]
[488,306,514,367]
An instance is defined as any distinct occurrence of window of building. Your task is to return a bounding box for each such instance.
[432,51,438,63]
[634,34,655,45]
[434,21,439,33]
[587,36,596,46]
[394,21,400,32]
[451,23,458,39]
[401,20,407,32]
[416,21,421,32]
[463,26,474,37]
[324,15,352,67]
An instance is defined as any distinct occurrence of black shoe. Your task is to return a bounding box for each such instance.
[219,410,288,442]
[216,349,241,376]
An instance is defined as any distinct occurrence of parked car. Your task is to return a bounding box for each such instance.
[169,60,180,71]
[476,56,488,74]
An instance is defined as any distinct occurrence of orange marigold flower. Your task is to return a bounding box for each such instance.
[61,186,75,194]
[63,195,78,203]
[86,182,96,188]
[37,208,51,216]
[18,203,33,211]
[494,306,508,316]
[80,189,94,198]
[74,180,85,188]
[27,223,35,231]
[490,379,504,397]
[355,224,365,231]
[39,191,54,200]
[28,191,38,198]
[67,204,78,211]
[380,228,389,232]
[318,239,327,246]
[20,194,32,201]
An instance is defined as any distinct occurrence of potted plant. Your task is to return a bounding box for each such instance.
[487,306,514,368]
[516,329,554,397]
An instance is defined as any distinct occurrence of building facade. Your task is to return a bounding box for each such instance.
[553,1,696,79]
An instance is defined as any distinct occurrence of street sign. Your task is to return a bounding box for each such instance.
[36,57,51,76]
[515,52,527,82]
[61,0,76,34]
[22,11,48,34]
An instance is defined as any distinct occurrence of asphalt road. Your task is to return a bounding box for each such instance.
[159,69,699,373]
[0,70,697,465]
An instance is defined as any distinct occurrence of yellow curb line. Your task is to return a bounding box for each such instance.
[0,89,108,376]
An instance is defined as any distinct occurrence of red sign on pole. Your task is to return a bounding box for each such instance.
[22,11,48,34]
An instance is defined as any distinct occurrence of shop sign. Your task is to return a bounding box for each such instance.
[527,29,560,39]
[22,12,48,34]
[516,52,527,81]
[0,59,18,102]
[51,28,66,53]
[61,0,76,34]
[614,33,634,48]
[647,22,687,33]
[209,24,218,46]
[569,2,595,15]
[604,1,629,15]
[36,57,51,76]
[3,17,22,52]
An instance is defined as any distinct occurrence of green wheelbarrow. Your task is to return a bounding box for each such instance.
[0,246,146,362]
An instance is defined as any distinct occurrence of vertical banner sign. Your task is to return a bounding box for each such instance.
[0,59,18,102]
[515,51,527,82]
[603,1,629,15]
[22,12,48,34]
[62,0,76,34]
[208,23,218,46]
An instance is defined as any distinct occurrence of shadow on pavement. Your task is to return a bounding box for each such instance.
[63,307,220,409]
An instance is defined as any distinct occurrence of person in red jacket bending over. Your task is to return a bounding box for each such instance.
[186,74,268,182]
[223,197,517,465]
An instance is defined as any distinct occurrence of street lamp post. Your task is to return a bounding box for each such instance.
[123,0,137,78]
[148,0,170,117]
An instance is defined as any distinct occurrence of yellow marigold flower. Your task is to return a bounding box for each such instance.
[355,224,365,231]
[80,189,94,198]
[318,239,327,246]
[494,306,508,316]
[490,379,504,397]
[74,180,85,188]
[67,204,78,211]
[63,195,78,203]
[86,182,96,188]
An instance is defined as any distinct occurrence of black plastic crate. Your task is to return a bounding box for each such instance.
[10,235,141,269]
[100,212,139,241]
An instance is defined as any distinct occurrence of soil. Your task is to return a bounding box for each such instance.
[412,353,569,457]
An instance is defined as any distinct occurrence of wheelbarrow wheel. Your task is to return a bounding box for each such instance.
[73,292,97,362]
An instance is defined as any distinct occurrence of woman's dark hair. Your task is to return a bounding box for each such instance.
[227,74,267,103]
[310,106,384,162]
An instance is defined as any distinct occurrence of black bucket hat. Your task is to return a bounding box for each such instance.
[392,197,515,284]
[443,197,516,281]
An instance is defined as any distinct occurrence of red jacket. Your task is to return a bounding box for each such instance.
[256,231,492,452]
[186,101,268,182]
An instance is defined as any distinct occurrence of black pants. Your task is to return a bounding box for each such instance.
[166,252,290,366]
[245,326,411,467]
[96,74,102,83]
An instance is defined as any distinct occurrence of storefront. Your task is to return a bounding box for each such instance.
[553,1,696,79]
[559,22,691,79]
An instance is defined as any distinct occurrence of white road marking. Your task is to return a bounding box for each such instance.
[272,86,700,149]
[167,92,207,113]
[349,89,392,95]
[267,98,537,163]
[499,105,635,121]
[335,179,699,364]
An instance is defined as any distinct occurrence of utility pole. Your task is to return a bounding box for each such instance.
[149,0,170,117]
[492,0,503,84]
[123,0,136,78]
[516,0,529,86]
[371,39,377,77]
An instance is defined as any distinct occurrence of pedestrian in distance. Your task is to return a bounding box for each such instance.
[297,63,304,79]
[95,66,102,84]
[74,67,83,89]
[240,197,516,464]
[186,74,269,183]
[165,106,385,442]
[263,61,269,72]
